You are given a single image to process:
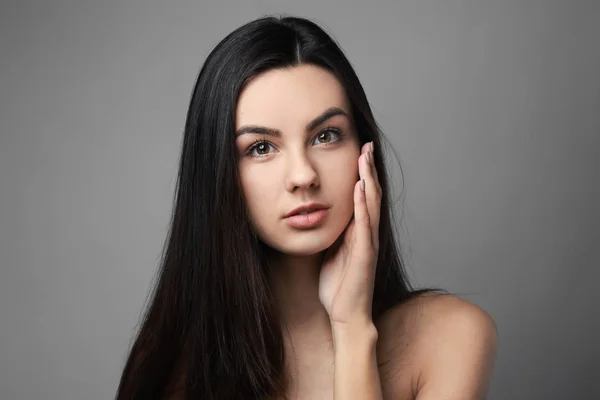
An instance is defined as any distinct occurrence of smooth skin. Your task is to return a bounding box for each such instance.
[319,140,380,327]
[234,64,498,399]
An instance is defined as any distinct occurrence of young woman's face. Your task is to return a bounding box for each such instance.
[235,64,361,256]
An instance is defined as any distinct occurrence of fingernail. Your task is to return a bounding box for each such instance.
[370,141,374,153]
[366,151,371,164]
[360,179,365,191]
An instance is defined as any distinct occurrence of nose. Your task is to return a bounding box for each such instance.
[284,151,320,192]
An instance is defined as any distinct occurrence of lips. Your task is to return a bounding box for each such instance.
[284,203,329,218]
[285,209,329,229]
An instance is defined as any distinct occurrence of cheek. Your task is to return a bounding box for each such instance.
[239,166,279,226]
[326,149,360,191]
[321,150,360,221]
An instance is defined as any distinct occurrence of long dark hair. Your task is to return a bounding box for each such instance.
[115,14,445,400]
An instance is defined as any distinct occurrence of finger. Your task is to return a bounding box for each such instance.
[353,175,372,258]
[357,142,371,181]
[358,148,380,249]
[369,143,382,195]
[360,142,382,196]
[367,143,381,247]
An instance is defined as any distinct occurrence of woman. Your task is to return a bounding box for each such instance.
[116,15,498,400]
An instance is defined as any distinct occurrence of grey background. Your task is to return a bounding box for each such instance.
[1,1,598,399]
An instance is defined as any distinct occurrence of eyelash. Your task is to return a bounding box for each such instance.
[245,128,345,158]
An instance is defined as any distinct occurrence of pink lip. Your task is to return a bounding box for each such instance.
[284,209,329,229]
[284,202,329,218]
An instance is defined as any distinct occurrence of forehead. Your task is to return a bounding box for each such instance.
[235,64,351,129]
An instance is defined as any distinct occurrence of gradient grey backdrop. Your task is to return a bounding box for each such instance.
[1,1,598,399]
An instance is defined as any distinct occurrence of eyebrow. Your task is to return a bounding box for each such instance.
[235,106,349,138]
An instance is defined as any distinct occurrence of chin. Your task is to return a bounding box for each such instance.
[266,225,346,256]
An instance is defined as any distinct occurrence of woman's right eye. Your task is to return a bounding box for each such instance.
[246,139,274,157]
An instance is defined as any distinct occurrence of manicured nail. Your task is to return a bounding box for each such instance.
[370,141,374,153]
[366,151,371,164]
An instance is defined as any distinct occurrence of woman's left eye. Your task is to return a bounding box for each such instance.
[312,128,342,145]
[246,128,343,158]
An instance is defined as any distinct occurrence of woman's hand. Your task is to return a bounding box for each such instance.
[319,141,382,326]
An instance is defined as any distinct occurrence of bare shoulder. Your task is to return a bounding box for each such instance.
[375,292,499,400]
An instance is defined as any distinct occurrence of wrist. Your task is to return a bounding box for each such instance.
[332,320,378,347]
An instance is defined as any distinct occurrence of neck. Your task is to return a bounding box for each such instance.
[265,246,337,394]
[266,247,332,342]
